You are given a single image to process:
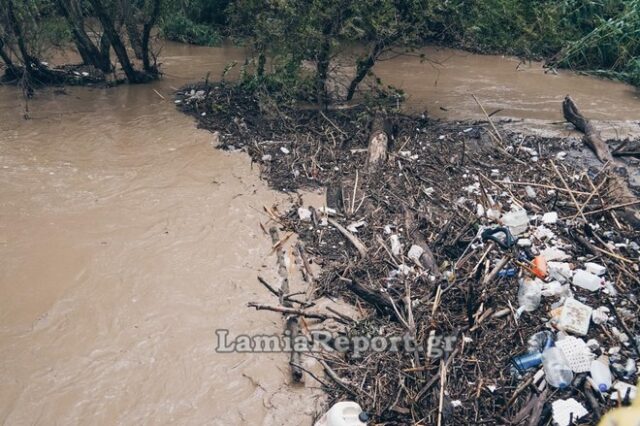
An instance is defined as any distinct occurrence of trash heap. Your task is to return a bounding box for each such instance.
[176,83,640,425]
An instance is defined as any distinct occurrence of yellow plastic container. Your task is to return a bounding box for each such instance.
[599,381,640,426]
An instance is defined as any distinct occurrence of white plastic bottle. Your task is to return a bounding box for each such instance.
[542,346,574,388]
[314,401,368,426]
[590,356,612,393]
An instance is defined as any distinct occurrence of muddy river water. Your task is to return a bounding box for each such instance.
[1,42,639,425]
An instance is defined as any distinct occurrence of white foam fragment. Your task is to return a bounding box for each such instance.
[551,398,588,426]
[297,207,312,222]
[610,381,637,401]
[390,235,402,256]
[585,262,607,276]
[542,212,559,224]
[407,245,424,263]
[541,247,570,261]
[558,298,593,336]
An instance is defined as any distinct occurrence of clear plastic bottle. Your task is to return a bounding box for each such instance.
[590,356,612,393]
[542,346,574,388]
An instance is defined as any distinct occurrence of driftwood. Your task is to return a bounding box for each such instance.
[562,96,640,226]
[367,114,389,169]
[327,218,368,257]
[269,226,304,383]
[562,96,613,163]
[346,280,394,317]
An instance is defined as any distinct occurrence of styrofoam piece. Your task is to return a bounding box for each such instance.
[610,381,637,401]
[298,207,312,221]
[551,398,588,426]
[517,238,532,247]
[591,306,610,324]
[542,212,558,224]
[501,208,529,235]
[407,245,424,263]
[548,262,573,283]
[572,269,602,292]
[585,262,606,276]
[390,235,402,256]
[558,298,593,336]
[541,280,563,297]
[556,336,593,373]
[541,247,570,261]
[534,225,555,240]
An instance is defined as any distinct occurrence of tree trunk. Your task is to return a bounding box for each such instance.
[346,40,385,101]
[0,35,19,79]
[125,19,144,60]
[6,0,38,72]
[56,0,111,72]
[316,37,331,109]
[88,0,143,83]
[140,0,161,73]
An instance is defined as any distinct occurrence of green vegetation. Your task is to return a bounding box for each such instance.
[160,14,221,45]
[0,0,637,91]
[423,0,640,86]
[159,0,229,45]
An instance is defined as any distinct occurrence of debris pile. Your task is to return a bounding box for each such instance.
[177,83,640,425]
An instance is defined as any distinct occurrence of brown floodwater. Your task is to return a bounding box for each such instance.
[1,42,639,425]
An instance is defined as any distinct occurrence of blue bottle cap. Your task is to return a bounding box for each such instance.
[599,384,608,392]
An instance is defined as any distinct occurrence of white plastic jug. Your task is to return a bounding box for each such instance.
[589,356,612,393]
[314,401,368,426]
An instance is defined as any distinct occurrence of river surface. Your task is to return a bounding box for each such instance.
[1,42,639,425]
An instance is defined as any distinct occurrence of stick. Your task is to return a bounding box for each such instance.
[472,94,503,145]
[327,218,368,257]
[246,303,344,322]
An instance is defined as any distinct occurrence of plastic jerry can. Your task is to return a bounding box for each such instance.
[314,401,368,426]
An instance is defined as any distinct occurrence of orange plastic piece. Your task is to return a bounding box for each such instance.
[530,255,548,279]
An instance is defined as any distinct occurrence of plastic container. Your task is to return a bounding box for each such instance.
[314,402,368,426]
[512,351,543,373]
[542,346,574,388]
[518,278,542,312]
[590,356,612,393]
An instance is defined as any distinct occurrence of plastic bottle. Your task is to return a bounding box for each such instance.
[590,356,612,393]
[518,278,542,312]
[542,346,574,388]
[314,401,368,426]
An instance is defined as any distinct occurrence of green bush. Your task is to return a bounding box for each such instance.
[160,14,222,46]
